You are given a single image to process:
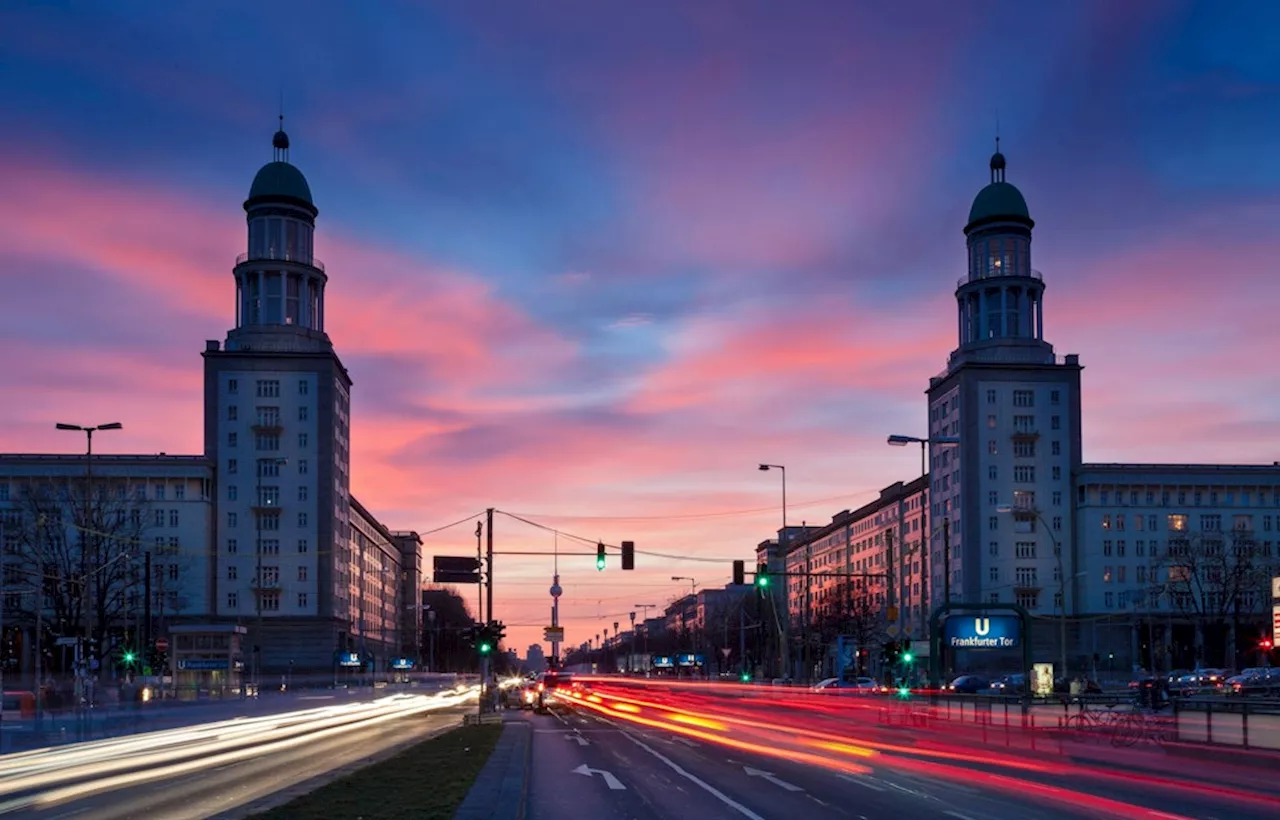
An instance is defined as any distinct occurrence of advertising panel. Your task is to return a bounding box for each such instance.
[942,615,1022,649]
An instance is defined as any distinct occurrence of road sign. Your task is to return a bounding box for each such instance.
[886,605,899,622]
[942,614,1022,649]
[544,626,565,643]
[55,637,78,647]
[1272,576,1280,600]
[155,638,169,652]
[885,624,900,638]
[433,555,481,584]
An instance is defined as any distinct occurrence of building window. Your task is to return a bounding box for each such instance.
[297,593,309,608]
[256,379,280,398]
[1050,390,1060,405]
[1016,591,1039,609]
[228,406,238,421]
[1167,514,1188,531]
[227,593,238,609]
[1102,514,1111,530]
[228,485,238,501]
[1052,491,1062,507]
[298,566,308,582]
[258,486,280,506]
[1136,540,1145,557]
[1202,514,1221,531]
[257,458,282,478]
[1147,514,1157,530]
[987,389,997,404]
[1117,540,1126,556]
[227,566,238,580]
[227,512,238,528]
[989,516,999,531]
[1052,516,1062,532]
[228,432,238,447]
[298,459,309,475]
[299,379,309,396]
[1051,415,1060,430]
[258,538,280,555]
[169,509,179,527]
[255,434,281,451]
[989,541,999,557]
[1014,466,1035,483]
[1051,441,1061,456]
[1015,541,1036,559]
[1104,592,1114,608]
[989,567,999,582]
[1103,567,1112,583]
[259,513,281,531]
[1052,466,1061,480]
[262,591,281,611]
[988,491,999,505]
[299,406,309,421]
[228,459,238,475]
[227,538,238,554]
[1013,390,1034,407]
[298,512,308,527]
[174,484,185,500]
[989,466,998,480]
[298,539,308,553]
[989,440,998,455]
[1013,415,1035,433]
[1103,540,1113,556]
[228,379,238,394]
[298,486,308,501]
[298,432,309,448]
[1014,441,1035,458]
[990,593,1000,604]
[988,414,997,429]
[155,509,165,527]
[1118,566,1127,583]
[154,484,166,501]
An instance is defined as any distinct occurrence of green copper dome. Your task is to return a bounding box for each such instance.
[965,150,1032,230]
[248,160,313,206]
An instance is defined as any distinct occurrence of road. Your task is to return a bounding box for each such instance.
[0,690,473,819]
[523,687,1280,820]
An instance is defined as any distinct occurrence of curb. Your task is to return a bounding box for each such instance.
[454,721,531,820]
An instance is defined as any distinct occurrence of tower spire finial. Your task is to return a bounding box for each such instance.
[272,98,290,163]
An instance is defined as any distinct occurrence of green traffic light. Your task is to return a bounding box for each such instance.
[596,556,606,571]
[122,650,136,664]
[897,686,910,697]
[479,642,492,654]
[902,652,914,663]
[756,575,769,587]
[740,673,750,682]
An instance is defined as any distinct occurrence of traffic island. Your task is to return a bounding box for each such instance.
[249,722,503,820]
[454,719,532,820]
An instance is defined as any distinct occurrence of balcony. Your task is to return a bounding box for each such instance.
[235,250,325,273]
[251,420,284,434]
[956,268,1043,289]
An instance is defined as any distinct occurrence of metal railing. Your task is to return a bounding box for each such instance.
[235,251,325,272]
[956,268,1044,289]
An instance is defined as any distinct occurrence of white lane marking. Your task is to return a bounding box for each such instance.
[743,766,804,792]
[623,733,766,820]
[566,734,590,746]
[944,812,977,820]
[672,736,697,747]
[836,772,885,792]
[573,763,626,790]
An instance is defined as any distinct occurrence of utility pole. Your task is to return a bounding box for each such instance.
[474,522,484,624]
[485,508,494,629]
[143,551,152,661]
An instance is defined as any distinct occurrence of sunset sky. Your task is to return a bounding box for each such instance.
[2,1,1278,654]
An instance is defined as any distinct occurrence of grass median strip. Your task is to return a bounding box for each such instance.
[255,722,503,820]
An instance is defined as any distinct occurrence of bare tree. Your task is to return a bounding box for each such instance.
[1157,523,1280,668]
[6,479,152,672]
[811,580,886,677]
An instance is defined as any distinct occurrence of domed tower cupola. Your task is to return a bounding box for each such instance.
[229,118,329,349]
[951,144,1053,363]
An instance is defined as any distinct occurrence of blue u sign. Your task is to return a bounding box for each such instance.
[943,615,1021,649]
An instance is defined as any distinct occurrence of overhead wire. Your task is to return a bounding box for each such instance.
[502,488,884,523]
[495,509,738,565]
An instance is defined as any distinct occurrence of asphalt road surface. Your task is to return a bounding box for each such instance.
[10,712,461,820]
[523,700,1280,820]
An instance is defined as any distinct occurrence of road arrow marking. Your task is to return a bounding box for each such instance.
[565,734,590,746]
[743,766,803,792]
[573,763,626,790]
[672,737,697,747]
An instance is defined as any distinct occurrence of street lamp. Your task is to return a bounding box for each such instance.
[887,434,960,629]
[634,603,656,661]
[672,577,698,663]
[758,463,789,678]
[55,421,122,700]
[997,504,1073,680]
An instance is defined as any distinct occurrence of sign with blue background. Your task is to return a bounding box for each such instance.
[943,615,1021,649]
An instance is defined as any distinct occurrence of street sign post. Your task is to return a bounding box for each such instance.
[155,638,169,652]
[433,555,482,585]
[544,626,565,643]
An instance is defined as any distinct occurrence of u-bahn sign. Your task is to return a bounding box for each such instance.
[942,614,1022,649]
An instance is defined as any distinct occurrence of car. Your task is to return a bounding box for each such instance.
[944,675,989,694]
[534,672,575,710]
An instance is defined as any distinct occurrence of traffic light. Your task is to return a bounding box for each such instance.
[882,640,900,665]
[596,542,606,571]
[621,541,635,571]
[732,560,745,586]
[489,620,507,645]
[755,562,770,587]
[1261,638,1274,651]
[901,639,914,664]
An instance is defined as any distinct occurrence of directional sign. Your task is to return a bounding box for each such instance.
[573,763,625,790]
[743,766,803,792]
[433,555,481,585]
[565,734,589,746]
[544,626,565,643]
[942,615,1021,649]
